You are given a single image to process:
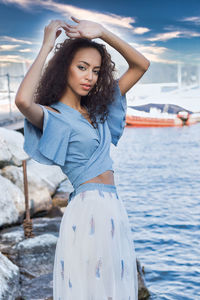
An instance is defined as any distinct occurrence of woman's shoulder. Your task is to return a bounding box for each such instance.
[40,103,73,125]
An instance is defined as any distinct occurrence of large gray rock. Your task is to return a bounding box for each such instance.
[0,146,67,197]
[0,252,20,299]
[0,175,25,228]
[0,127,28,168]
[1,165,53,217]
[0,126,67,194]
[137,260,151,299]
[0,217,61,254]
[0,217,60,280]
[0,217,61,300]
[0,226,24,250]
[20,272,53,300]
[0,160,67,226]
[26,159,67,195]
[14,233,58,277]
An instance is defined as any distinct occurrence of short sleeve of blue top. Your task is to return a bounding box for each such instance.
[23,79,127,190]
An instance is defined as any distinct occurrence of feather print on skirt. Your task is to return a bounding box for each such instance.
[53,183,138,300]
[60,260,64,280]
[90,215,95,235]
[111,218,115,238]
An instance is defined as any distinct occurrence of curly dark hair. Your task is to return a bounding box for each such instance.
[34,37,118,129]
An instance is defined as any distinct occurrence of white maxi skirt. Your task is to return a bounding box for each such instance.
[53,182,138,300]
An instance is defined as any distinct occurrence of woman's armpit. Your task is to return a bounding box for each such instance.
[44,105,61,114]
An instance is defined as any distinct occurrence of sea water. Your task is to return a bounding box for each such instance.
[111,123,200,300]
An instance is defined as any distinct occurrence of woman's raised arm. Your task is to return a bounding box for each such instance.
[15,20,67,130]
[15,20,67,107]
[100,28,150,95]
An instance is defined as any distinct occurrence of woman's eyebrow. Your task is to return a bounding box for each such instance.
[78,60,101,68]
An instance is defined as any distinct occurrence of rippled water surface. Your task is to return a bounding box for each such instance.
[111,123,200,300]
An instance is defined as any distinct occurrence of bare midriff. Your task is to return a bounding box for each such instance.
[79,170,115,186]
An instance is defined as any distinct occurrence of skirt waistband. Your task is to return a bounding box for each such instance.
[68,182,117,203]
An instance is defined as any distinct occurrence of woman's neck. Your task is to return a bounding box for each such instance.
[59,87,82,110]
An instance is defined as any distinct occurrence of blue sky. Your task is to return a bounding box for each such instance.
[0,0,200,70]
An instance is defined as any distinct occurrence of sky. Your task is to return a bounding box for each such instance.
[0,0,200,78]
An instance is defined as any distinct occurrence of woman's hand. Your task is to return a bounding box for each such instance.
[42,20,68,52]
[65,16,104,40]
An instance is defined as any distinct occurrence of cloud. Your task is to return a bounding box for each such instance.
[148,30,200,42]
[19,48,32,52]
[0,35,33,44]
[135,44,168,55]
[148,31,181,41]
[1,0,136,29]
[0,54,32,63]
[42,1,135,28]
[129,42,178,64]
[0,44,20,51]
[1,0,30,8]
[132,27,150,35]
[140,52,178,64]
[182,16,200,25]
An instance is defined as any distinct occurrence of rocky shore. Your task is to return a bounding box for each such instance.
[0,127,150,300]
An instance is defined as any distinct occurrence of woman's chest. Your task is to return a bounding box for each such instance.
[69,121,100,158]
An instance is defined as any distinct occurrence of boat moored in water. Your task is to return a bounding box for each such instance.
[126,106,199,127]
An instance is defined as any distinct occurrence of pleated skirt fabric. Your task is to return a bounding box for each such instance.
[53,182,138,300]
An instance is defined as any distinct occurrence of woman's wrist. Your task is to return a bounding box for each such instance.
[99,26,110,40]
[40,43,53,55]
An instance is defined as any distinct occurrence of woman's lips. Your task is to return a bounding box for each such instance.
[81,84,91,90]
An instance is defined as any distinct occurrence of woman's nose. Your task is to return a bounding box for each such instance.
[86,70,93,81]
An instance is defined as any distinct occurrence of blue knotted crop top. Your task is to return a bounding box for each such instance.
[23,79,127,190]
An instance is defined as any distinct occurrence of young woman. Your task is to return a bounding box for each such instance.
[15,17,150,300]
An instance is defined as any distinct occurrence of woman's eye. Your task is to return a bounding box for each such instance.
[78,65,99,75]
[78,65,85,70]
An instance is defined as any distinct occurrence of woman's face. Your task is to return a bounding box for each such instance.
[67,47,102,96]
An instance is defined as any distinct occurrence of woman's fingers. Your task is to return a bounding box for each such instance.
[71,16,80,23]
[65,27,78,33]
[67,24,78,29]
[42,20,69,51]
[48,20,68,30]
[44,18,86,41]
[66,31,81,38]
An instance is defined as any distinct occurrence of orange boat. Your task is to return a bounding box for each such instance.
[126,107,198,127]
